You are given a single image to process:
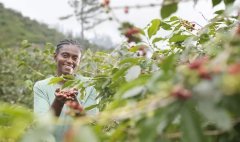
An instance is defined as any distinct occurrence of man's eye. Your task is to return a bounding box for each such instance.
[73,57,78,61]
[62,54,68,58]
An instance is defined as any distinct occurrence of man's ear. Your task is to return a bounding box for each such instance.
[53,52,57,62]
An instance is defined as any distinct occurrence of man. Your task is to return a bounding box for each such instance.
[33,39,98,141]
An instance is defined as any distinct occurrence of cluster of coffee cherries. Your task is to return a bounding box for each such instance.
[188,56,212,80]
[124,27,141,43]
[101,0,110,8]
[66,101,85,117]
[55,88,78,101]
[180,19,196,31]
[56,88,85,117]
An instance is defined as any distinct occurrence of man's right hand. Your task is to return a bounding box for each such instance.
[55,88,78,103]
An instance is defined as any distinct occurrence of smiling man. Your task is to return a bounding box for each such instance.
[33,39,98,141]
[54,42,81,76]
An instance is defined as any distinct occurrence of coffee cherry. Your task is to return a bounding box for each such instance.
[124,6,129,14]
[171,85,192,100]
[236,23,240,35]
[125,28,140,37]
[137,45,147,56]
[228,63,240,75]
[198,66,212,80]
[188,56,208,70]
[66,101,84,113]
[124,27,141,43]
[102,0,110,7]
[189,59,203,69]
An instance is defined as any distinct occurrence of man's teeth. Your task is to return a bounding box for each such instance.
[65,65,73,68]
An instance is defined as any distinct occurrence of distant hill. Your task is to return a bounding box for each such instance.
[0,3,66,48]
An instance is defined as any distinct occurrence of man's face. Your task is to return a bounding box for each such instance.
[54,44,81,76]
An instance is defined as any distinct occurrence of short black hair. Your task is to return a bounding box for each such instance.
[56,39,82,54]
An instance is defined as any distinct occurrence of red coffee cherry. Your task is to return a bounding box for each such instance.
[188,56,208,70]
[198,66,212,80]
[102,0,110,7]
[228,63,240,75]
[171,85,192,100]
[124,6,129,14]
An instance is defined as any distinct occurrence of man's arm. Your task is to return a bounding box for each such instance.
[34,83,65,117]
[33,82,51,116]
[50,98,65,117]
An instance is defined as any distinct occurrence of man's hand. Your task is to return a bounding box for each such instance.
[65,101,85,117]
[55,88,78,103]
[51,88,79,117]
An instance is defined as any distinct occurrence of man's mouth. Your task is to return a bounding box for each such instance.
[64,64,74,70]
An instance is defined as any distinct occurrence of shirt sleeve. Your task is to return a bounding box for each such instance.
[33,82,51,116]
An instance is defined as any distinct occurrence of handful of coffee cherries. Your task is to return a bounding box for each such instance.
[55,88,85,117]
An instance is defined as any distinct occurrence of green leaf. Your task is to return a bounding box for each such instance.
[63,74,75,80]
[157,102,181,133]
[20,40,31,48]
[160,2,178,19]
[181,102,206,142]
[152,37,166,43]
[119,57,144,65]
[169,34,190,42]
[160,54,175,73]
[147,19,161,38]
[105,99,127,111]
[161,22,172,30]
[17,61,26,68]
[128,46,139,52]
[62,80,75,89]
[139,28,145,35]
[48,77,64,85]
[212,0,222,7]
[125,65,141,82]
[115,75,150,98]
[170,16,179,21]
[199,33,210,44]
[198,102,232,131]
[139,117,159,142]
[0,103,33,140]
[85,104,98,111]
[24,80,33,89]
[223,0,235,5]
[122,86,145,99]
[173,24,181,31]
[112,66,130,81]
[214,10,224,15]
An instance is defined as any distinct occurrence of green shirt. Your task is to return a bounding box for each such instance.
[33,75,98,141]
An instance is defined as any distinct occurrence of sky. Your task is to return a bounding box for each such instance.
[0,0,238,45]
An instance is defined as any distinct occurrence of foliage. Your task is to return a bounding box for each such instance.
[0,41,56,107]
[0,103,33,141]
[26,6,240,141]
[67,11,240,142]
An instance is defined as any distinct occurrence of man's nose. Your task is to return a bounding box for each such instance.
[66,57,74,64]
